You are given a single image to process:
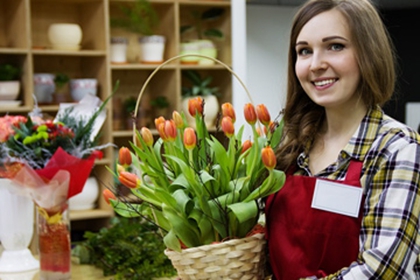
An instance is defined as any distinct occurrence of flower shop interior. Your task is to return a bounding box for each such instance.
[0,0,419,279]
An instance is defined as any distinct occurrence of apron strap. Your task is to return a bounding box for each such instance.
[344,160,363,183]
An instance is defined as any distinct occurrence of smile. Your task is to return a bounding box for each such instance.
[313,79,337,87]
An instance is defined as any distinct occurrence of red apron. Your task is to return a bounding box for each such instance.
[265,160,364,280]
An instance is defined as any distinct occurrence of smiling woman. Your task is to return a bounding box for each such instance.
[266,0,420,279]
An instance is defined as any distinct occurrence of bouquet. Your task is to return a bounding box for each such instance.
[0,94,111,278]
[105,97,286,253]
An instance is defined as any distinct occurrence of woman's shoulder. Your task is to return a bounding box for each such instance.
[379,114,420,145]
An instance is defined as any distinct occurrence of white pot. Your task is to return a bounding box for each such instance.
[139,35,165,64]
[69,177,99,211]
[70,78,97,102]
[33,73,55,104]
[182,95,219,129]
[0,179,39,273]
[48,23,82,50]
[0,81,20,100]
[110,37,128,64]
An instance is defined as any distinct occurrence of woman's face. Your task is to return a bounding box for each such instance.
[295,9,361,110]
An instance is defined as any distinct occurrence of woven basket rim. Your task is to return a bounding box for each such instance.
[164,232,265,254]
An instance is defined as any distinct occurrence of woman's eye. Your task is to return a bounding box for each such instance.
[330,43,344,51]
[297,48,311,56]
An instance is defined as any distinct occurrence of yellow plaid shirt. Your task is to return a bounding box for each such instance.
[296,106,420,279]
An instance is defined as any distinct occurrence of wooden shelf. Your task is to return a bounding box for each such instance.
[0,0,232,233]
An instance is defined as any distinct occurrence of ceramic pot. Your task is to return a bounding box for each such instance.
[0,179,39,273]
[180,42,200,65]
[69,78,97,102]
[48,23,82,51]
[69,177,99,211]
[182,95,219,129]
[33,73,55,104]
[110,37,128,64]
[196,40,217,65]
[0,81,20,100]
[139,35,165,64]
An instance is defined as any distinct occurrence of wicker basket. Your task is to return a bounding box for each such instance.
[134,54,265,279]
[164,233,266,280]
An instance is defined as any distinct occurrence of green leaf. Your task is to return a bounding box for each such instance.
[163,229,181,252]
[227,200,258,224]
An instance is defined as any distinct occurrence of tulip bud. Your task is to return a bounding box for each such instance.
[188,97,203,117]
[183,127,197,150]
[117,164,125,174]
[241,140,253,154]
[221,103,236,123]
[261,146,276,170]
[244,103,257,125]
[256,104,271,126]
[164,120,177,142]
[118,147,132,167]
[221,116,235,138]
[155,117,165,130]
[172,111,184,128]
[157,121,167,141]
[140,127,154,147]
[119,171,140,189]
[103,189,116,205]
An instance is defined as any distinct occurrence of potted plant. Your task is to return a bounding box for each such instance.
[181,70,220,128]
[180,8,225,65]
[150,95,170,118]
[54,73,70,103]
[110,0,165,64]
[0,63,21,101]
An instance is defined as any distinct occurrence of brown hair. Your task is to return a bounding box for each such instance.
[276,0,396,171]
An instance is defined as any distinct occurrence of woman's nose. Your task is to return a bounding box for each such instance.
[310,52,327,72]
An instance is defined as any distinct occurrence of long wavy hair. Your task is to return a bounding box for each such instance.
[276,0,396,171]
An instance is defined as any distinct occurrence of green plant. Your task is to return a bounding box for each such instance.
[0,64,20,81]
[54,73,70,90]
[181,70,220,98]
[180,8,225,41]
[150,96,169,109]
[71,217,176,280]
[123,96,137,115]
[110,0,159,36]
[107,99,285,252]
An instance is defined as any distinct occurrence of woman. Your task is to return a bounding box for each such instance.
[265,0,420,279]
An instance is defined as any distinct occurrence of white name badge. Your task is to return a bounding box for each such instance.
[311,179,363,217]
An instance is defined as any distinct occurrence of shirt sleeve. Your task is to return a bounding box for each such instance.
[333,141,420,279]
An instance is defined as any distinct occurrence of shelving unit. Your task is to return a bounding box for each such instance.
[0,0,232,233]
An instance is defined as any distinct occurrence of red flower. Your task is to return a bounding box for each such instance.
[188,97,203,117]
[221,116,235,138]
[164,120,177,142]
[119,171,140,189]
[241,140,253,154]
[256,104,271,126]
[118,147,132,167]
[183,128,197,150]
[261,146,276,170]
[103,189,116,205]
[244,103,257,125]
[221,103,236,123]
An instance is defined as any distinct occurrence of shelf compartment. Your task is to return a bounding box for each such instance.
[30,0,107,51]
[70,209,114,221]
[109,1,176,64]
[0,0,29,49]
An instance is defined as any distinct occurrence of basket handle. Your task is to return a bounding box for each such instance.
[133,54,253,137]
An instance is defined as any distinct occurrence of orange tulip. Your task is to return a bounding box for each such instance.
[188,97,203,117]
[256,104,271,126]
[241,140,253,154]
[221,103,236,123]
[118,146,132,167]
[261,146,276,170]
[103,189,116,205]
[221,116,235,138]
[183,127,197,150]
[172,111,184,129]
[244,103,257,125]
[164,120,177,142]
[119,171,140,189]
[157,121,167,141]
[154,116,165,130]
[140,127,154,147]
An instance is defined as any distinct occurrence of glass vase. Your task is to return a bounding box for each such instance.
[37,201,71,280]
